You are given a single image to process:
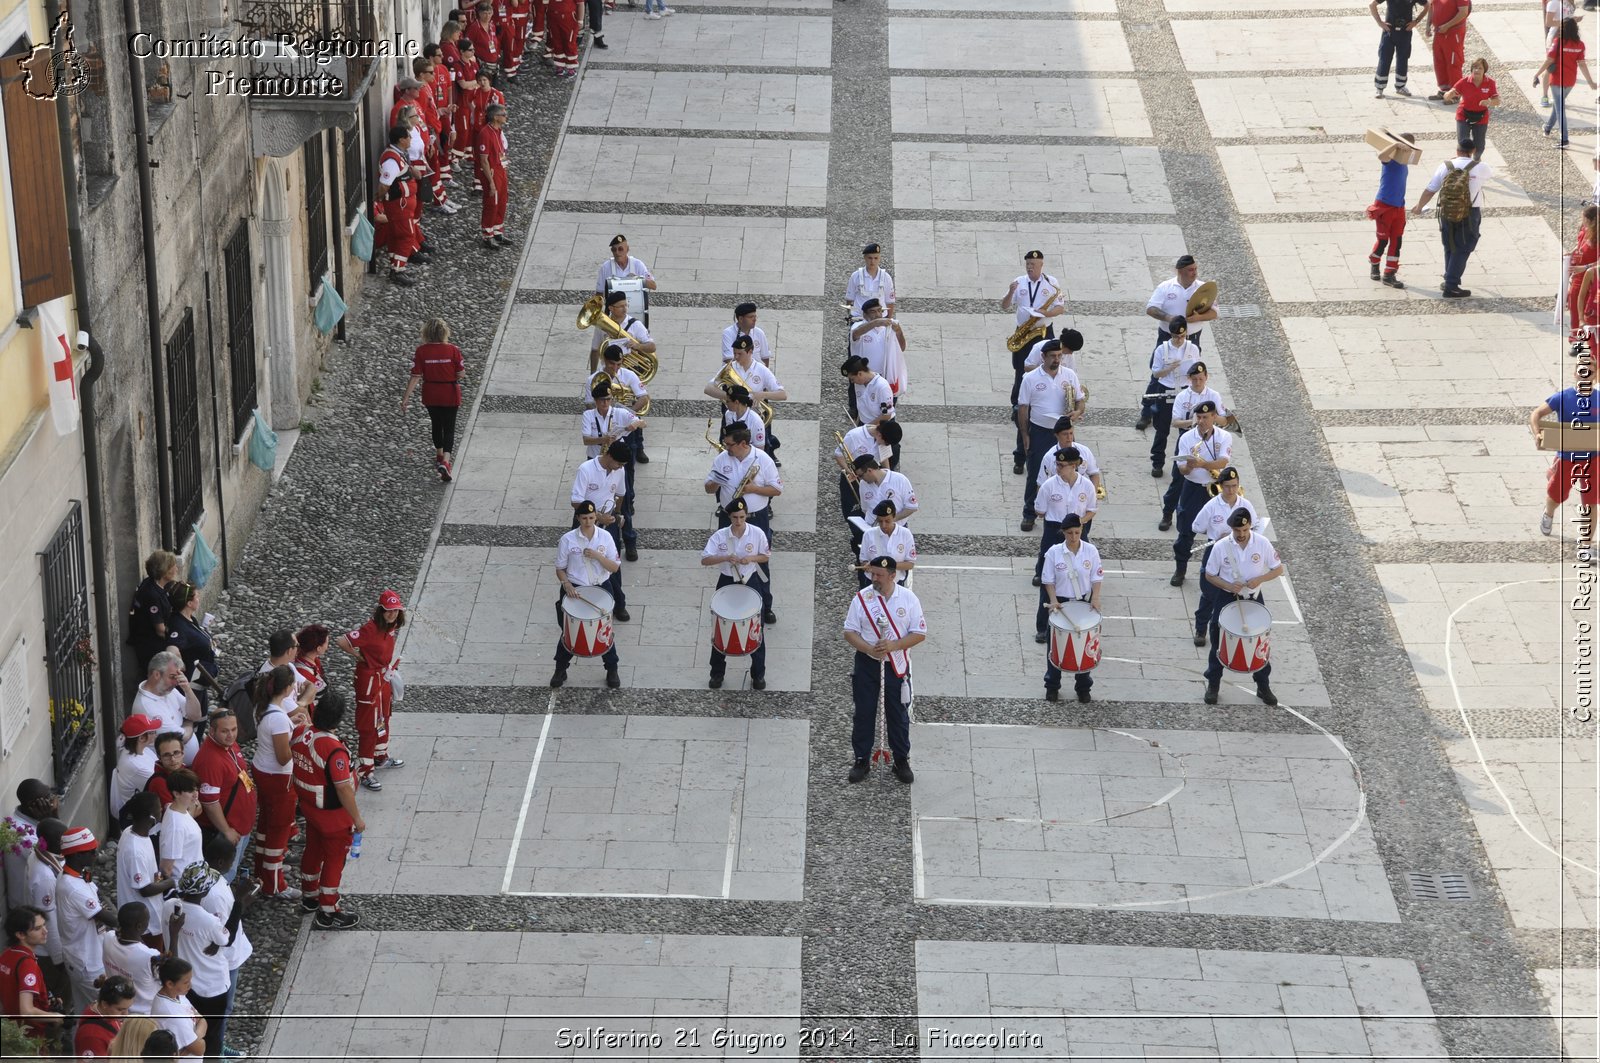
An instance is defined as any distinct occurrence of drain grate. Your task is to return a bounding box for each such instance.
[1212,303,1262,319]
[1405,871,1475,901]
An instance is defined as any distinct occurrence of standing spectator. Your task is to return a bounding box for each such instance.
[585,0,607,48]
[503,0,532,78]
[158,771,203,880]
[133,652,202,764]
[200,835,252,1059]
[1568,205,1599,346]
[466,1,504,78]
[1443,56,1498,160]
[25,818,66,1000]
[642,0,673,18]
[75,976,135,1057]
[476,104,511,251]
[127,551,180,673]
[110,715,163,822]
[335,591,406,790]
[290,694,365,929]
[1541,0,1579,105]
[56,826,117,1013]
[114,794,171,946]
[1425,0,1471,100]
[161,864,230,1061]
[548,0,580,78]
[292,624,331,706]
[1372,0,1426,97]
[258,629,297,676]
[375,125,423,286]
[164,583,219,715]
[401,318,467,482]
[148,955,207,1058]
[4,778,58,908]
[101,905,161,1015]
[190,710,258,883]
[1413,141,1490,298]
[1537,19,1596,147]
[143,733,187,811]
[1532,359,1599,564]
[251,666,309,900]
[0,906,65,1040]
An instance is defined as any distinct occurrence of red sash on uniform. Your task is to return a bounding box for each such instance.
[855,590,910,678]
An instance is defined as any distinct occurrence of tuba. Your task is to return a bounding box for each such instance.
[713,362,773,425]
[577,294,659,384]
[1006,282,1067,353]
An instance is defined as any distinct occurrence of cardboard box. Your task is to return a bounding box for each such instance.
[1537,418,1597,452]
[1364,127,1422,166]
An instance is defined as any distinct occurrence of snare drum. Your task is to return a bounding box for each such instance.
[710,584,764,657]
[560,587,616,658]
[1048,601,1103,673]
[1216,600,1272,673]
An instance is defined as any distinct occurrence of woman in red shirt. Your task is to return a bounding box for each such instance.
[1568,205,1599,344]
[1443,56,1499,161]
[401,318,467,482]
[336,591,406,790]
[1538,18,1596,148]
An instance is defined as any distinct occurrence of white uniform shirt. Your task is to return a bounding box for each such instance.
[27,855,63,962]
[1018,365,1084,429]
[377,152,406,189]
[252,702,295,775]
[100,931,160,1015]
[1022,336,1080,376]
[719,407,766,451]
[116,831,163,931]
[570,456,627,514]
[844,584,927,642]
[851,322,902,380]
[702,523,771,581]
[721,324,773,364]
[1035,441,1101,485]
[1204,530,1282,587]
[853,373,896,423]
[583,365,647,407]
[835,424,890,465]
[1424,156,1492,208]
[1009,273,1060,328]
[110,747,157,818]
[718,358,782,397]
[151,991,202,1050]
[846,266,896,319]
[1175,425,1234,485]
[1150,339,1201,390]
[56,870,104,980]
[1147,276,1203,323]
[1172,385,1227,425]
[1192,493,1262,543]
[708,450,781,512]
[162,896,230,997]
[555,527,619,589]
[1042,540,1104,602]
[580,406,641,460]
[133,685,199,764]
[858,524,917,581]
[159,807,202,875]
[596,255,653,292]
[1037,473,1098,523]
[860,470,918,519]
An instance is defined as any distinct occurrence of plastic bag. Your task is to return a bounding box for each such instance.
[386,667,405,703]
[351,213,375,263]
[190,524,219,589]
[313,277,346,335]
[247,408,277,472]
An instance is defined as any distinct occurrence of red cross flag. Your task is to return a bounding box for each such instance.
[37,297,78,435]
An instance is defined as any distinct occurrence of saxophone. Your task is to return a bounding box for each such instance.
[1006,282,1066,353]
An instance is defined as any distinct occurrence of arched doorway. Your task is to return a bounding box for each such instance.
[258,162,299,431]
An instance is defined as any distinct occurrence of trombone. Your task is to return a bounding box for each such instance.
[835,431,862,505]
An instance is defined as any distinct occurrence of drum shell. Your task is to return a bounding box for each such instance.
[561,588,616,658]
[1048,603,1103,673]
[711,585,764,657]
[1215,600,1272,673]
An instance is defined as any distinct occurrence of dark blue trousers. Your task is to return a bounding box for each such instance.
[852,653,910,762]
[709,573,767,679]
[1172,480,1211,577]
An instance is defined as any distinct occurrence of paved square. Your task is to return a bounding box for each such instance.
[592,13,832,67]
[890,76,1152,138]
[917,941,1441,1059]
[893,0,1116,10]
[887,18,1133,71]
[1196,77,1466,139]
[571,71,833,133]
[265,931,802,1062]
[1538,968,1599,1063]
[1218,141,1530,214]
[892,143,1172,215]
[1173,17,1388,71]
[547,135,829,207]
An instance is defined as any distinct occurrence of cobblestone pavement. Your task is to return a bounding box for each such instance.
[195,0,1600,1059]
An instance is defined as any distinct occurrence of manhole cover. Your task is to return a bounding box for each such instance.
[1213,303,1261,319]
[1405,871,1474,901]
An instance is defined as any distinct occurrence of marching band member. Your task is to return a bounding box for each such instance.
[1034,417,1104,501]
[844,557,926,785]
[551,501,622,689]
[1032,448,1098,589]
[841,355,899,468]
[1003,250,1065,473]
[586,343,649,411]
[834,420,903,537]
[592,235,656,369]
[856,456,918,524]
[1201,510,1282,707]
[1137,255,1217,429]
[599,293,655,462]
[1141,316,1200,471]
[701,498,770,690]
[1038,514,1103,704]
[581,389,643,562]
[714,385,766,451]
[857,499,916,588]
[1190,468,1259,645]
[704,427,781,623]
[571,441,635,608]
[721,302,773,364]
[1022,329,1085,376]
[707,336,786,464]
[849,299,907,401]
[846,242,896,321]
[1017,342,1085,532]
[1159,360,1227,526]
[1170,402,1233,586]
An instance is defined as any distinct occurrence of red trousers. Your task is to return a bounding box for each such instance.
[1366,201,1406,273]
[299,815,353,914]
[376,210,421,269]
[1432,28,1465,90]
[482,168,509,236]
[252,771,297,894]
[532,0,547,37]
[503,17,529,74]
[549,3,580,71]
[354,669,392,776]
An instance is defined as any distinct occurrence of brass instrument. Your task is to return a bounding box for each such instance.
[713,362,773,425]
[1006,282,1066,353]
[706,416,726,453]
[591,371,650,417]
[1185,438,1227,495]
[732,457,762,501]
[577,293,659,384]
[835,431,862,505]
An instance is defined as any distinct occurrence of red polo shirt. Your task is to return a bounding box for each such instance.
[193,737,259,836]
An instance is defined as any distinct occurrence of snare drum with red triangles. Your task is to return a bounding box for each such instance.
[710,584,763,657]
[561,587,615,657]
[1216,599,1271,673]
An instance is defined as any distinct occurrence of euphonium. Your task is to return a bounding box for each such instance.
[576,293,659,384]
[713,362,773,425]
[1005,282,1067,353]
[591,370,651,417]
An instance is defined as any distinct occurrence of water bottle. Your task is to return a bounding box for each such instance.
[349,831,363,859]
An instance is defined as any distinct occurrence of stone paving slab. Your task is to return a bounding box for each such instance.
[1247,217,1561,302]
[1173,17,1389,71]
[1448,737,1597,930]
[893,0,1116,10]
[1537,967,1599,1063]
[1284,312,1564,411]
[892,143,1174,215]
[489,302,824,404]
[266,931,802,1061]
[547,135,830,207]
[890,77,1153,138]
[571,71,834,133]
[906,556,1326,707]
[887,17,1134,71]
[1476,9,1599,66]
[1196,76,1467,139]
[892,219,1189,301]
[403,548,816,690]
[1506,66,1599,151]
[918,941,1437,1059]
[521,212,827,296]
[592,13,833,67]
[1218,140,1531,214]
[338,713,809,899]
[1326,424,1553,544]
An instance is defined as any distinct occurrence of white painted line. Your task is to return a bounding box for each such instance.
[914,564,1014,572]
[504,890,724,899]
[910,815,927,901]
[1279,571,1307,625]
[499,701,555,895]
[721,783,744,901]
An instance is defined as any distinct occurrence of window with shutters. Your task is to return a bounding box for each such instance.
[224,222,256,439]
[0,46,73,308]
[304,134,328,291]
[166,310,204,537]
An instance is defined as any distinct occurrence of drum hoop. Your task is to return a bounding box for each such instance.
[1217,599,1270,638]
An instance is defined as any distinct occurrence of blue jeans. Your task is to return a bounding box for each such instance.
[1440,207,1482,290]
[644,0,666,10]
[1547,84,1573,142]
[223,832,249,883]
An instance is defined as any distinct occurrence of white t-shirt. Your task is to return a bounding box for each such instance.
[569,456,627,515]
[580,405,640,460]
[55,871,104,979]
[721,324,772,363]
[252,703,295,775]
[1424,156,1492,208]
[1018,365,1083,428]
[835,425,891,465]
[132,684,199,763]
[1175,426,1234,485]
[718,407,766,451]
[852,373,896,423]
[116,830,164,931]
[851,322,902,380]
[1037,473,1098,523]
[846,266,896,319]
[159,807,203,876]
[707,450,781,512]
[1036,442,1101,484]
[858,523,917,580]
[583,365,647,407]
[162,896,231,997]
[843,584,927,641]
[1149,340,1201,389]
[151,991,202,1050]
[1204,530,1283,586]
[27,856,63,962]
[1147,275,1203,323]
[100,930,161,1014]
[1192,494,1262,543]
[110,747,158,818]
[554,527,618,589]
[1548,2,1576,48]
[1172,386,1227,426]
[205,878,252,971]
[859,470,918,520]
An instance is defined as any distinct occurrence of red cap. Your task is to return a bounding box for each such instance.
[120,714,163,738]
[378,589,404,610]
[60,827,97,855]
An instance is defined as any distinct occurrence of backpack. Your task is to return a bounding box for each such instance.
[221,670,261,743]
[1438,160,1478,224]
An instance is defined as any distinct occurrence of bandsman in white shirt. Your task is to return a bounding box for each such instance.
[1034,417,1104,502]
[701,497,772,690]
[845,242,896,321]
[1170,402,1233,586]
[841,355,900,469]
[1017,343,1086,531]
[857,499,916,588]
[708,335,788,464]
[593,234,656,365]
[834,421,903,535]
[585,344,649,412]
[551,501,623,689]
[1139,316,1201,461]
[581,386,643,460]
[1021,328,1085,376]
[1002,250,1066,467]
[1145,253,1216,351]
[1038,514,1103,704]
[721,302,773,364]
[856,456,918,524]
[713,385,767,452]
[570,441,634,611]
[1189,468,1260,645]
[1201,509,1282,707]
[1032,448,1098,589]
[704,427,782,623]
[596,293,657,462]
[844,557,926,785]
[1159,360,1227,523]
[849,298,908,402]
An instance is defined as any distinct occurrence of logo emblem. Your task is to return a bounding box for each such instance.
[21,12,88,101]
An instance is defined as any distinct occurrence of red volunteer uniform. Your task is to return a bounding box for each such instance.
[1429,0,1469,92]
[465,13,503,71]
[477,123,510,240]
[291,728,356,915]
[453,53,481,159]
[75,1007,121,1057]
[346,618,397,778]
[374,144,422,272]
[548,0,581,75]
[193,736,259,839]
[502,0,531,77]
[412,342,466,408]
[0,943,50,1041]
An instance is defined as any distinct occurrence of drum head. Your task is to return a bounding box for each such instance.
[565,587,614,620]
[711,584,763,619]
[1060,601,1102,632]
[1048,610,1072,633]
[1217,600,1270,637]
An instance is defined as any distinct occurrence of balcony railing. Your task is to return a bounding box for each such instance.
[235,0,379,108]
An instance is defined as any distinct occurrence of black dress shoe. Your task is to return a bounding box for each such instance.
[1169,572,1185,586]
[418,242,437,255]
[1442,287,1472,298]
[389,271,417,286]
[1158,513,1173,531]
[1045,687,1059,702]
[1256,684,1279,706]
[1204,683,1219,705]
[605,668,621,688]
[592,36,608,47]
[847,759,870,783]
[614,606,631,622]
[1193,631,1206,647]
[634,451,651,465]
[762,609,777,625]
[1034,631,1049,644]
[549,668,567,688]
[625,545,639,562]
[1151,464,1164,478]
[410,252,433,265]
[709,674,723,689]
[1020,518,1036,532]
[752,676,766,690]
[891,758,914,784]
[1077,689,1091,703]
[1012,461,1025,475]
[481,238,500,251]
[1031,575,1041,587]
[1135,417,1151,431]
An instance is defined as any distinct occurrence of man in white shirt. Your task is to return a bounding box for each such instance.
[710,335,787,464]
[1412,140,1491,297]
[115,793,170,941]
[850,298,908,398]
[704,429,782,623]
[25,817,66,980]
[1171,402,1234,586]
[1159,360,1228,524]
[1202,509,1283,706]
[702,498,772,690]
[1145,253,1217,351]
[1139,315,1201,457]
[856,457,918,524]
[1003,252,1067,470]
[593,234,656,363]
[4,779,57,909]
[133,651,202,764]
[570,441,635,608]
[585,344,649,413]
[1189,467,1261,645]
[835,420,902,536]
[714,385,767,452]
[857,500,917,588]
[846,242,896,321]
[599,293,657,462]
[162,863,231,1059]
[1034,417,1104,502]
[841,354,899,469]
[722,302,774,364]
[56,827,116,1012]
[552,501,623,688]
[1032,448,1098,590]
[844,557,927,785]
[1017,343,1086,531]
[1039,514,1104,703]
[581,385,643,461]
[101,904,161,1014]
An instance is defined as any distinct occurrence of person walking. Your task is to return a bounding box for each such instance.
[1372,0,1426,96]
[1537,18,1596,147]
[1412,140,1490,298]
[1532,358,1600,564]
[402,318,467,482]
[1443,56,1498,160]
[1571,205,1600,349]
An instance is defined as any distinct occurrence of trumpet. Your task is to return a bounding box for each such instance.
[577,294,659,384]
[1006,282,1067,353]
[591,371,650,417]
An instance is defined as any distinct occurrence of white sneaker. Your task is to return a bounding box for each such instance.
[662,6,674,12]
[645,10,660,17]
[1541,512,1554,536]
[272,886,304,901]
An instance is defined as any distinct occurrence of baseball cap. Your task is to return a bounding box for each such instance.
[378,589,404,610]
[120,714,163,738]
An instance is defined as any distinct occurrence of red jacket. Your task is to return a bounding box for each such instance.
[411,343,466,407]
